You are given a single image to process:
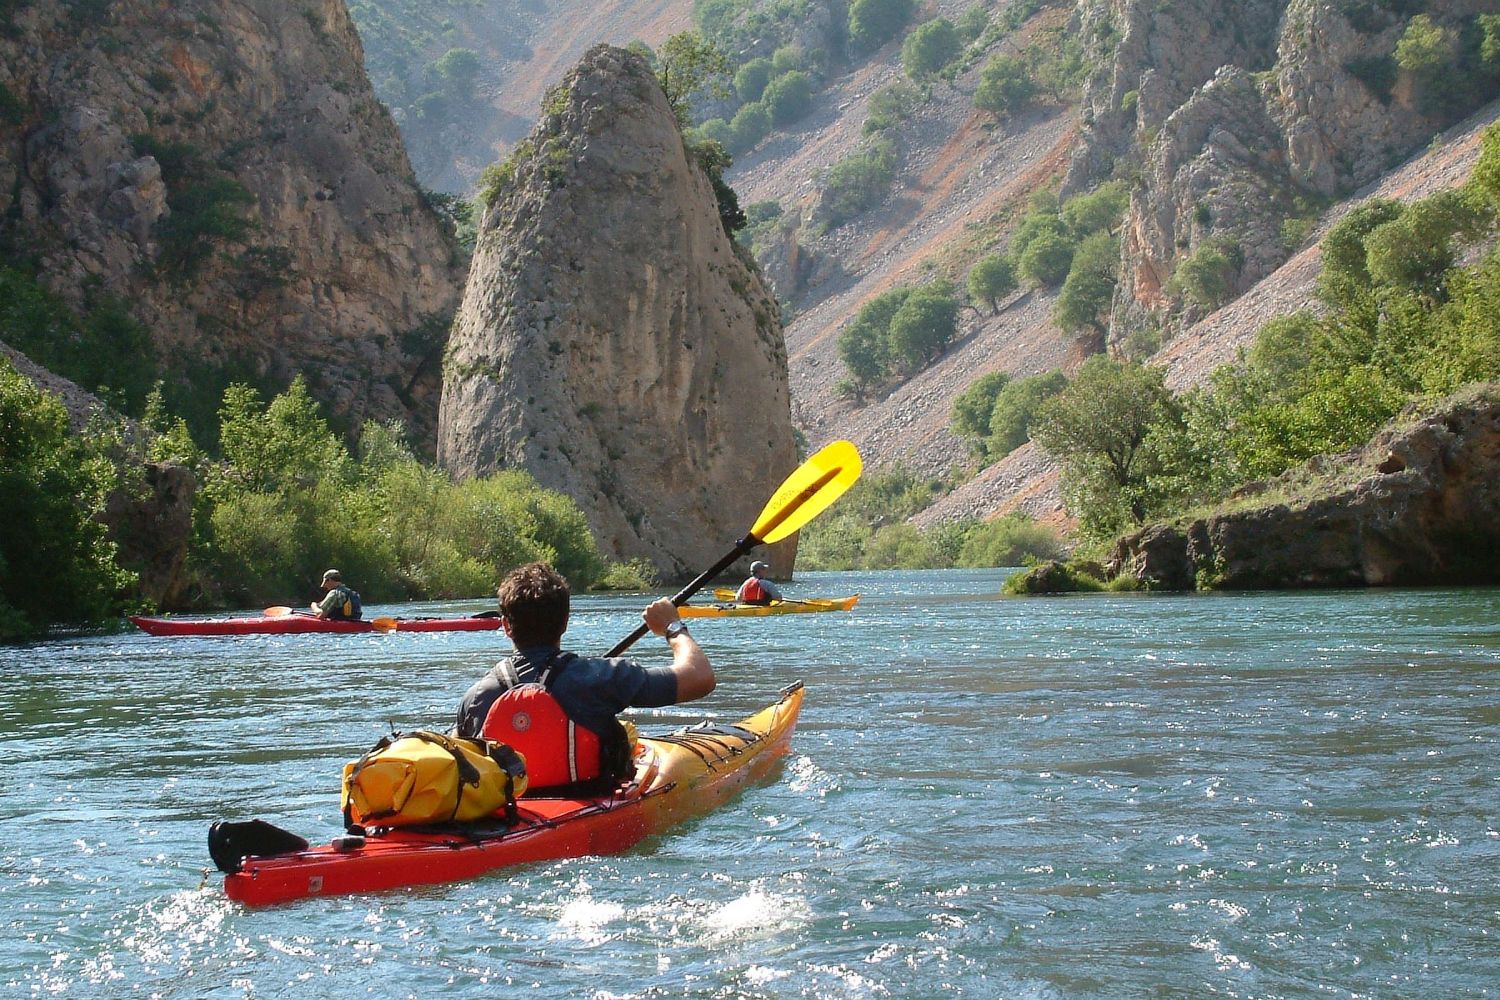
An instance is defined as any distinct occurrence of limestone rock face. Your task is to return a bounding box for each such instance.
[1108,385,1500,590]
[1114,68,1296,333]
[1272,0,1496,196]
[437,46,797,582]
[1064,0,1498,347]
[0,0,463,444]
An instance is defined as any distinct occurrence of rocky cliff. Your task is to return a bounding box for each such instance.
[1107,384,1500,589]
[1066,0,1498,344]
[0,0,463,444]
[437,45,798,582]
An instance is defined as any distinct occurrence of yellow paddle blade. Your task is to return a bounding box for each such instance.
[751,440,862,544]
[263,606,293,618]
[371,617,398,633]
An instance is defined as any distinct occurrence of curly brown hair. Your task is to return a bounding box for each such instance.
[497,562,569,645]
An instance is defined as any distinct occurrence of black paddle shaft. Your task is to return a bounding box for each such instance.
[603,534,760,657]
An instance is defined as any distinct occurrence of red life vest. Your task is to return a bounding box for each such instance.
[738,577,771,604]
[479,658,604,790]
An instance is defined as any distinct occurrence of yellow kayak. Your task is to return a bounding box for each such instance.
[680,594,860,618]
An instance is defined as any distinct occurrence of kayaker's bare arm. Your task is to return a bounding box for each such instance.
[642,597,715,702]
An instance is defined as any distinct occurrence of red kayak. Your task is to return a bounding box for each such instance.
[129,613,502,636]
[213,683,805,906]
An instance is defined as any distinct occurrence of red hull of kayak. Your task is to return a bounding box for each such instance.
[128,614,502,636]
[221,685,805,906]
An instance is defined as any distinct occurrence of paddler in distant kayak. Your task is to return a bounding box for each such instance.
[734,560,783,605]
[454,562,716,793]
[312,569,362,620]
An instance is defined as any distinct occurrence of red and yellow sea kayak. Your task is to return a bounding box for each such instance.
[215,682,805,906]
[679,595,860,618]
[129,614,502,636]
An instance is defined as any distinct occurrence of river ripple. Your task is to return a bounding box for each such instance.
[2,569,1497,998]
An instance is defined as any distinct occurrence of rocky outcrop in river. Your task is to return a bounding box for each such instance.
[437,46,798,582]
[1107,384,1500,589]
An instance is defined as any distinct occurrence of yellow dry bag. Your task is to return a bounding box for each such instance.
[341,730,527,829]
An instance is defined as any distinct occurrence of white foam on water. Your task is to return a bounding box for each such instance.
[699,887,809,945]
[554,895,627,944]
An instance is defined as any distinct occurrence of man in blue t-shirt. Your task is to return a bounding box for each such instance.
[453,563,715,779]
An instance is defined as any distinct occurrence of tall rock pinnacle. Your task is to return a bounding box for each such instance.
[437,45,798,583]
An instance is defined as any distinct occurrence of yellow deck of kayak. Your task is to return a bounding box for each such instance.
[680,594,860,618]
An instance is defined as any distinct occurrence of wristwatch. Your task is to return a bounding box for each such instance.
[663,620,688,641]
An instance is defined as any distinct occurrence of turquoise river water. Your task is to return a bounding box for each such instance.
[2,569,1498,998]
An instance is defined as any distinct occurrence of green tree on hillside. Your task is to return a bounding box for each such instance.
[951,372,1010,452]
[887,281,960,368]
[762,70,815,126]
[975,54,1037,119]
[1363,189,1492,298]
[902,18,961,79]
[432,48,481,99]
[967,253,1018,314]
[1318,199,1407,307]
[988,370,1068,457]
[1032,355,1182,535]
[849,0,916,52]
[734,57,774,102]
[1062,181,1129,236]
[1018,230,1075,287]
[1053,231,1119,347]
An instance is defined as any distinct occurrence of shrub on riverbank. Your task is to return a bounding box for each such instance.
[0,360,133,639]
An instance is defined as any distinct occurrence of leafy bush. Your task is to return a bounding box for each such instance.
[1052,230,1119,342]
[0,360,132,638]
[956,514,1063,566]
[848,0,916,52]
[988,370,1068,457]
[967,253,1018,313]
[432,47,481,98]
[1363,189,1492,297]
[951,371,1010,449]
[1170,238,1242,311]
[957,5,989,42]
[820,135,900,226]
[1017,229,1076,287]
[1318,198,1406,307]
[771,44,806,74]
[729,101,772,152]
[1062,181,1128,237]
[199,378,615,605]
[734,57,774,102]
[837,287,909,393]
[1032,355,1183,538]
[762,70,815,126]
[975,54,1037,119]
[865,81,921,134]
[795,469,1061,571]
[0,267,158,416]
[887,281,960,369]
[902,18,961,79]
